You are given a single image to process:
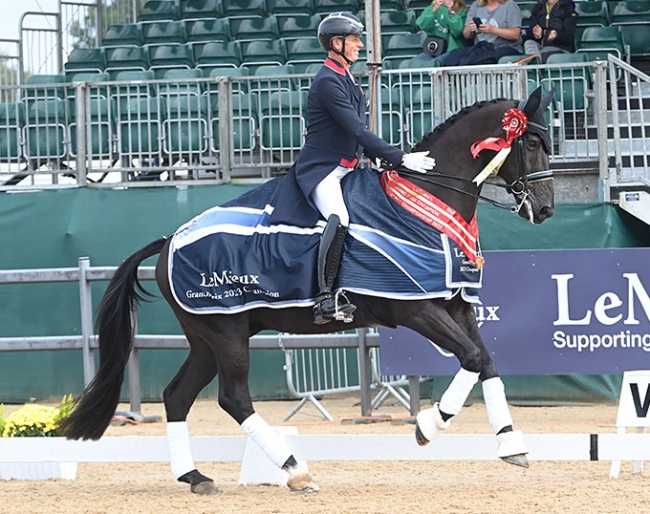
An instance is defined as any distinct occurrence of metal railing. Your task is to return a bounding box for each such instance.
[0,258,382,416]
[1,57,648,195]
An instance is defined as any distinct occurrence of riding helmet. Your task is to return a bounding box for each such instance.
[317,12,364,51]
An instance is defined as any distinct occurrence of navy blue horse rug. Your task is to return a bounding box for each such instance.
[168,169,483,314]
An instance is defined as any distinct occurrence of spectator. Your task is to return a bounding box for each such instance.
[414,0,470,60]
[439,0,524,66]
[523,0,577,63]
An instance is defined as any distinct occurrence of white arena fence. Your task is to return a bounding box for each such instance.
[0,257,409,417]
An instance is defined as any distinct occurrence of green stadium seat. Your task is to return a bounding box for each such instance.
[162,93,210,160]
[285,36,324,70]
[193,41,242,69]
[102,23,144,47]
[312,0,359,13]
[380,9,417,34]
[574,1,610,27]
[610,0,650,56]
[615,24,650,56]
[240,39,288,72]
[381,0,405,9]
[139,0,180,22]
[142,20,188,45]
[223,0,269,18]
[25,74,66,100]
[377,87,403,146]
[148,43,195,76]
[575,25,628,62]
[382,32,427,62]
[65,72,110,104]
[23,98,69,163]
[230,16,280,41]
[204,67,251,102]
[260,90,307,151]
[179,0,224,19]
[104,46,150,74]
[250,63,298,104]
[267,0,315,16]
[159,68,205,98]
[115,96,164,161]
[64,47,106,75]
[185,18,231,43]
[406,86,435,146]
[109,70,157,111]
[0,102,25,162]
[277,14,321,39]
[609,0,650,22]
[69,97,114,159]
[210,92,259,152]
[541,52,592,113]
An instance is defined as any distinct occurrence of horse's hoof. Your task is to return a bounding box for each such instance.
[286,462,319,493]
[415,423,430,446]
[190,480,223,495]
[287,474,320,493]
[501,453,530,468]
[415,403,450,446]
[496,429,529,467]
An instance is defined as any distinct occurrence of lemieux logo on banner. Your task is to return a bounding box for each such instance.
[551,272,650,354]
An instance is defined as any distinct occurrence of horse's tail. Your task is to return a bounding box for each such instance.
[60,237,168,440]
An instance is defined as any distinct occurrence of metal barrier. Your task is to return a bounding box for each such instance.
[4,58,645,194]
[0,258,382,416]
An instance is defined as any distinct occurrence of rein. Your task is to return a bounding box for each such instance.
[394,138,553,213]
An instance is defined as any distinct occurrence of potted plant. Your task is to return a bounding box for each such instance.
[0,395,77,480]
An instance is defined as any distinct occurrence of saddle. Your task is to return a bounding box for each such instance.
[168,169,483,315]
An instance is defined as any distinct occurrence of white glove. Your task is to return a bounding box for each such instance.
[401,151,436,174]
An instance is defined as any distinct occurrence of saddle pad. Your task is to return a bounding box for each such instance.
[169,170,483,314]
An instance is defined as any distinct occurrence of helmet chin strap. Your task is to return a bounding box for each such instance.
[333,37,354,65]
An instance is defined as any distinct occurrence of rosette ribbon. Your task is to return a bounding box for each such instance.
[470,108,528,186]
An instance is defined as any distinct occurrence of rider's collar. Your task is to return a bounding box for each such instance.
[324,57,346,75]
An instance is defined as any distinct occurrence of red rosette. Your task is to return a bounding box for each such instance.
[501,108,528,144]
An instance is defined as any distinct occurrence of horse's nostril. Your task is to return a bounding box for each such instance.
[540,206,554,218]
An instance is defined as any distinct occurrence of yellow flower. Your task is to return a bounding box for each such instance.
[0,395,73,438]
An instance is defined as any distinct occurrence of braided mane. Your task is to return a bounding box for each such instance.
[411,98,507,153]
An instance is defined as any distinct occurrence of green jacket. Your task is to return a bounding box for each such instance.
[416,4,470,51]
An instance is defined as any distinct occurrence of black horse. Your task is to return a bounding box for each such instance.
[61,88,555,494]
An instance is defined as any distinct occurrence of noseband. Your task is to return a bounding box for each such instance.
[504,138,554,213]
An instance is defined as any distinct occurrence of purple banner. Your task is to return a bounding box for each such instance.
[380,248,650,375]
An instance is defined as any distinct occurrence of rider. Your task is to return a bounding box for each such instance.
[269,12,436,325]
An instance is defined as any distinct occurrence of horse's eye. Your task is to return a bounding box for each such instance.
[526,138,539,151]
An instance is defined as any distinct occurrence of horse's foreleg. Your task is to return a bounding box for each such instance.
[397,301,482,446]
[164,325,221,494]
[415,367,480,445]
[482,376,529,467]
[450,300,529,467]
[215,328,319,493]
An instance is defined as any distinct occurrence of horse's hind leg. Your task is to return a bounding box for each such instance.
[163,322,222,495]
[210,316,319,493]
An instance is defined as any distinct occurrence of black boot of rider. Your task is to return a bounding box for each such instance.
[313,215,356,325]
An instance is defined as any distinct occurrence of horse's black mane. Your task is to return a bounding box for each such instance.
[411,98,510,152]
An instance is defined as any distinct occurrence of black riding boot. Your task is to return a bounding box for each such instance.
[313,215,357,325]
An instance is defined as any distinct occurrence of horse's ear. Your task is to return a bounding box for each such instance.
[540,88,554,112]
[522,86,542,118]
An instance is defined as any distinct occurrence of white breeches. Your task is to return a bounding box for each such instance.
[311,165,353,227]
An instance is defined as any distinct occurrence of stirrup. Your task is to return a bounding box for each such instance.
[313,293,356,325]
